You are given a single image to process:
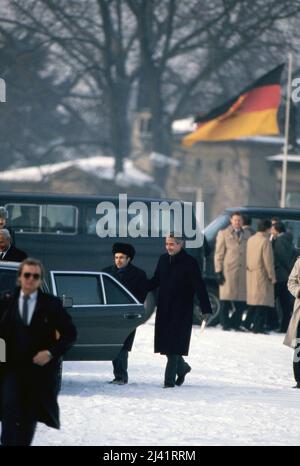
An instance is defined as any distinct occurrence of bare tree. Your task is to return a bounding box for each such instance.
[1,0,300,183]
[0,0,139,172]
[127,0,300,185]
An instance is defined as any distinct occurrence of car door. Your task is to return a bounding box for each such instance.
[49,271,146,361]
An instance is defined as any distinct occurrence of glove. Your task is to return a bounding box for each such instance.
[201,313,211,324]
[216,271,225,285]
[198,313,211,333]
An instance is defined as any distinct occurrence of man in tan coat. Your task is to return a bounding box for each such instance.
[215,212,251,330]
[246,219,276,334]
[283,257,300,388]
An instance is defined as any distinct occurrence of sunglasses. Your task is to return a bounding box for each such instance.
[22,272,41,280]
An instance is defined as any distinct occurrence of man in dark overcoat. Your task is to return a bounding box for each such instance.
[271,221,297,332]
[103,243,147,385]
[0,258,77,446]
[0,229,27,262]
[148,235,212,388]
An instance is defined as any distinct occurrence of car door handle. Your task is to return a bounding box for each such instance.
[123,313,143,319]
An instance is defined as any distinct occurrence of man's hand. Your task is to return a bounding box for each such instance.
[201,313,212,323]
[33,350,52,366]
[216,272,225,285]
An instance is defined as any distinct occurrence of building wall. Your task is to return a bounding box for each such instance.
[167,138,281,224]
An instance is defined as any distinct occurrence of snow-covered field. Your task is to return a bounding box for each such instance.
[33,318,299,446]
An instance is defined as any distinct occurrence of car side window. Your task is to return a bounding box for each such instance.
[283,220,300,249]
[42,205,78,234]
[102,275,136,305]
[53,274,104,305]
[7,203,40,233]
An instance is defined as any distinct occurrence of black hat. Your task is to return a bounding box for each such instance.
[112,242,135,260]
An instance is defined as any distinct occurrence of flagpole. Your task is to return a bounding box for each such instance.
[280,53,293,208]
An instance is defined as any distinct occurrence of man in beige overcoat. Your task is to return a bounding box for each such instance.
[283,257,300,388]
[215,212,251,330]
[246,219,276,334]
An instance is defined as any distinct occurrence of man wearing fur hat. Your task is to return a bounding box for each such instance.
[103,242,147,385]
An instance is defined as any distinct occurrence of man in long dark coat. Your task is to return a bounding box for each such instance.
[103,243,147,385]
[148,235,212,388]
[271,221,297,332]
[0,229,27,262]
[0,258,77,446]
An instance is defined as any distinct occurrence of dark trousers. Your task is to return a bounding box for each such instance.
[251,306,271,333]
[220,300,245,329]
[164,355,191,386]
[293,323,300,383]
[1,369,37,446]
[275,282,294,333]
[112,348,128,383]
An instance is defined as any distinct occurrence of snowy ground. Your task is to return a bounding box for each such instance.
[33,318,299,446]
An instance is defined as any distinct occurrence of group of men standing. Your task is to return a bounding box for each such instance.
[215,212,297,334]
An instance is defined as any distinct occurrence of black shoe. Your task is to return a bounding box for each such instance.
[253,329,269,335]
[292,382,300,389]
[175,366,191,386]
[234,326,247,332]
[163,383,175,388]
[109,378,127,385]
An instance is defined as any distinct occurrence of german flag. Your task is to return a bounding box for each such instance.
[182,64,284,147]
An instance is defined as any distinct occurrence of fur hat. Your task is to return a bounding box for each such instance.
[112,242,135,260]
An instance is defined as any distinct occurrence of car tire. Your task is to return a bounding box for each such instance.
[206,287,220,326]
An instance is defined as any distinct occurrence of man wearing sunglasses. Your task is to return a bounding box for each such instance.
[0,258,77,446]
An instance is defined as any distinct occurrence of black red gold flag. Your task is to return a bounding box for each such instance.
[182,64,284,146]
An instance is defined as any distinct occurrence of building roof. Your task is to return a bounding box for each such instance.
[0,156,154,187]
[267,154,300,163]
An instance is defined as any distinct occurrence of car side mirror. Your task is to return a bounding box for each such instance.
[61,295,73,308]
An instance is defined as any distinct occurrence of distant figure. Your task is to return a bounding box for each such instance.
[12,206,39,232]
[214,212,251,331]
[103,243,147,385]
[246,219,276,334]
[0,206,15,244]
[271,221,297,332]
[0,229,27,262]
[284,257,300,388]
[270,217,281,242]
[241,214,255,236]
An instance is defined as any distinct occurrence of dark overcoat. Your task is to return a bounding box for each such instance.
[103,263,147,351]
[148,249,212,355]
[0,288,77,429]
[272,232,297,283]
[1,245,27,262]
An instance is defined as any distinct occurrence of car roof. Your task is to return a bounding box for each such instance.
[224,206,300,217]
[0,192,181,204]
[0,261,20,270]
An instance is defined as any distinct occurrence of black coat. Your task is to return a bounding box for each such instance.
[148,249,212,355]
[0,289,77,429]
[272,233,297,282]
[103,263,147,351]
[1,245,27,262]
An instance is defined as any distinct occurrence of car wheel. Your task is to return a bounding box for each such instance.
[206,288,220,327]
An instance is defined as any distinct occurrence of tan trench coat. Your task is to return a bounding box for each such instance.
[214,226,251,301]
[246,231,276,307]
[283,258,300,349]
